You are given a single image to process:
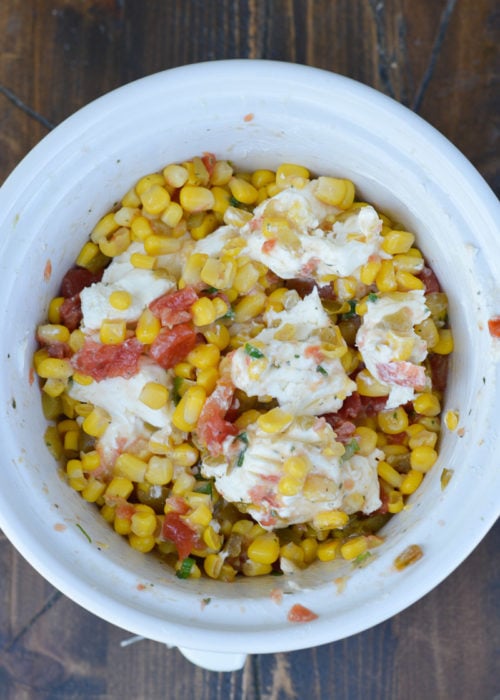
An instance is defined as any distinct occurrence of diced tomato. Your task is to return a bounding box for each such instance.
[488,317,500,338]
[47,342,71,359]
[196,378,238,455]
[59,295,82,331]
[262,238,277,254]
[115,501,136,520]
[337,392,362,419]
[427,353,449,392]
[305,345,324,363]
[386,432,407,445]
[322,417,356,444]
[201,152,216,177]
[149,323,197,369]
[300,258,319,277]
[162,512,199,561]
[72,338,143,380]
[287,604,318,623]
[418,266,441,293]
[60,267,103,298]
[376,361,426,389]
[164,496,189,515]
[149,287,199,328]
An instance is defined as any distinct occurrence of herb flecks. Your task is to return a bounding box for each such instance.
[176,557,195,579]
[235,432,249,467]
[341,438,360,462]
[368,293,379,302]
[244,342,265,359]
[316,365,328,376]
[76,523,92,543]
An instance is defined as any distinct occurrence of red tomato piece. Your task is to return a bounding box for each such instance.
[163,496,189,515]
[162,512,199,561]
[322,417,356,444]
[60,267,103,298]
[149,287,198,328]
[262,238,277,254]
[488,317,500,337]
[287,604,318,623]
[196,378,238,455]
[59,295,83,331]
[201,152,216,177]
[418,266,441,293]
[376,361,426,389]
[149,324,197,369]
[46,342,71,359]
[72,338,143,380]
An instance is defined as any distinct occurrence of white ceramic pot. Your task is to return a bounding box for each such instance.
[0,60,498,672]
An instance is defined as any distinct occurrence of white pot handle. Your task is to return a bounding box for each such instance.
[176,646,248,672]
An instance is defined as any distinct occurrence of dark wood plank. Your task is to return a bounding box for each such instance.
[0,0,498,698]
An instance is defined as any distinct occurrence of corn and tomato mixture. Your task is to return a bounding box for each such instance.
[35,154,453,580]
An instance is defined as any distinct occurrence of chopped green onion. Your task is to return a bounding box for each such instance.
[176,557,195,579]
[341,438,360,462]
[316,365,328,376]
[172,376,183,405]
[194,482,213,495]
[244,342,264,359]
[368,293,379,302]
[75,523,91,543]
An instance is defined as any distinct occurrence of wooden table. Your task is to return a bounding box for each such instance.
[0,1,498,698]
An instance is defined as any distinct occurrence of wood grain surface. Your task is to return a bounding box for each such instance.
[0,1,498,698]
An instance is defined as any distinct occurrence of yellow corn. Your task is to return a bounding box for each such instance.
[356,369,390,397]
[105,476,134,500]
[334,277,357,301]
[172,385,207,431]
[114,514,132,535]
[37,358,73,380]
[276,163,310,188]
[410,445,438,472]
[48,297,64,324]
[228,177,259,204]
[354,427,378,456]
[301,537,318,564]
[204,553,224,579]
[114,206,139,227]
[100,319,126,345]
[341,536,368,560]
[396,271,425,291]
[232,262,260,295]
[81,450,100,472]
[135,173,165,196]
[109,290,132,310]
[190,212,218,241]
[179,185,215,212]
[360,260,382,285]
[393,253,424,274]
[41,393,62,420]
[203,526,223,551]
[378,406,409,434]
[170,471,196,496]
[200,257,236,289]
[377,460,403,488]
[247,533,280,564]
[257,408,293,434]
[115,453,148,482]
[145,456,173,485]
[171,442,199,467]
[91,212,119,243]
[63,429,79,451]
[191,297,216,327]
[196,366,219,394]
[44,426,63,459]
[163,163,189,188]
[128,534,156,553]
[144,234,181,256]
[413,392,441,417]
[82,407,111,438]
[233,292,267,323]
[69,329,86,353]
[187,343,220,370]
[313,510,349,530]
[209,160,233,186]
[130,252,156,270]
[121,187,141,208]
[317,539,339,562]
[161,201,184,228]
[432,329,454,354]
[37,324,70,344]
[131,216,153,241]
[376,259,397,292]
[387,490,404,513]
[283,455,310,480]
[99,227,131,257]
[76,241,100,269]
[188,504,213,529]
[136,309,161,344]
[139,381,169,409]
[251,169,275,188]
[444,409,459,431]
[278,476,302,496]
[131,509,157,537]
[81,478,106,503]
[381,230,415,255]
[174,362,195,379]
[314,176,355,208]
[408,427,437,449]
[400,469,424,494]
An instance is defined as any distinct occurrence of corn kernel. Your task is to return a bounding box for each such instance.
[115,453,148,482]
[400,469,424,494]
[340,536,368,560]
[228,177,259,204]
[81,450,100,472]
[203,526,223,551]
[63,429,79,451]
[135,173,165,196]
[180,185,215,212]
[200,257,236,289]
[139,381,169,409]
[48,297,64,324]
[131,216,153,241]
[81,478,106,503]
[100,319,126,345]
[170,471,196,496]
[37,323,70,344]
[280,541,305,565]
[432,329,454,354]
[114,206,139,227]
[191,297,216,326]
[356,369,390,397]
[131,510,157,537]
[251,169,275,188]
[277,476,302,496]
[196,366,219,394]
[376,259,397,292]
[69,329,86,353]
[444,410,459,431]
[204,553,224,579]
[314,176,355,208]
[144,234,181,256]
[377,460,403,488]
[234,292,267,323]
[130,252,156,270]
[410,445,438,473]
[76,241,100,269]
[172,385,207,431]
[99,227,131,257]
[396,270,425,291]
[171,443,199,467]
[37,358,73,380]
[145,456,173,485]
[91,212,119,243]
[247,533,280,564]
[257,408,293,434]
[233,262,260,295]
[387,490,404,513]
[121,187,141,208]
[313,510,349,530]
[381,230,415,255]
[360,260,382,285]
[413,392,441,417]
[276,163,310,188]
[187,343,220,370]
[105,476,134,500]
[317,539,339,562]
[161,201,184,228]
[354,426,378,456]
[378,406,409,434]
[136,309,161,344]
[128,534,156,552]
[283,455,310,480]
[109,290,132,310]
[163,163,189,188]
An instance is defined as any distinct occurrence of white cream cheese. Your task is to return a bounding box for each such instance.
[230,288,356,415]
[241,182,386,282]
[69,357,175,460]
[80,242,175,330]
[201,417,382,529]
[356,290,431,408]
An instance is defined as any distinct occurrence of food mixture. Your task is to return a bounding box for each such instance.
[35,154,453,580]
